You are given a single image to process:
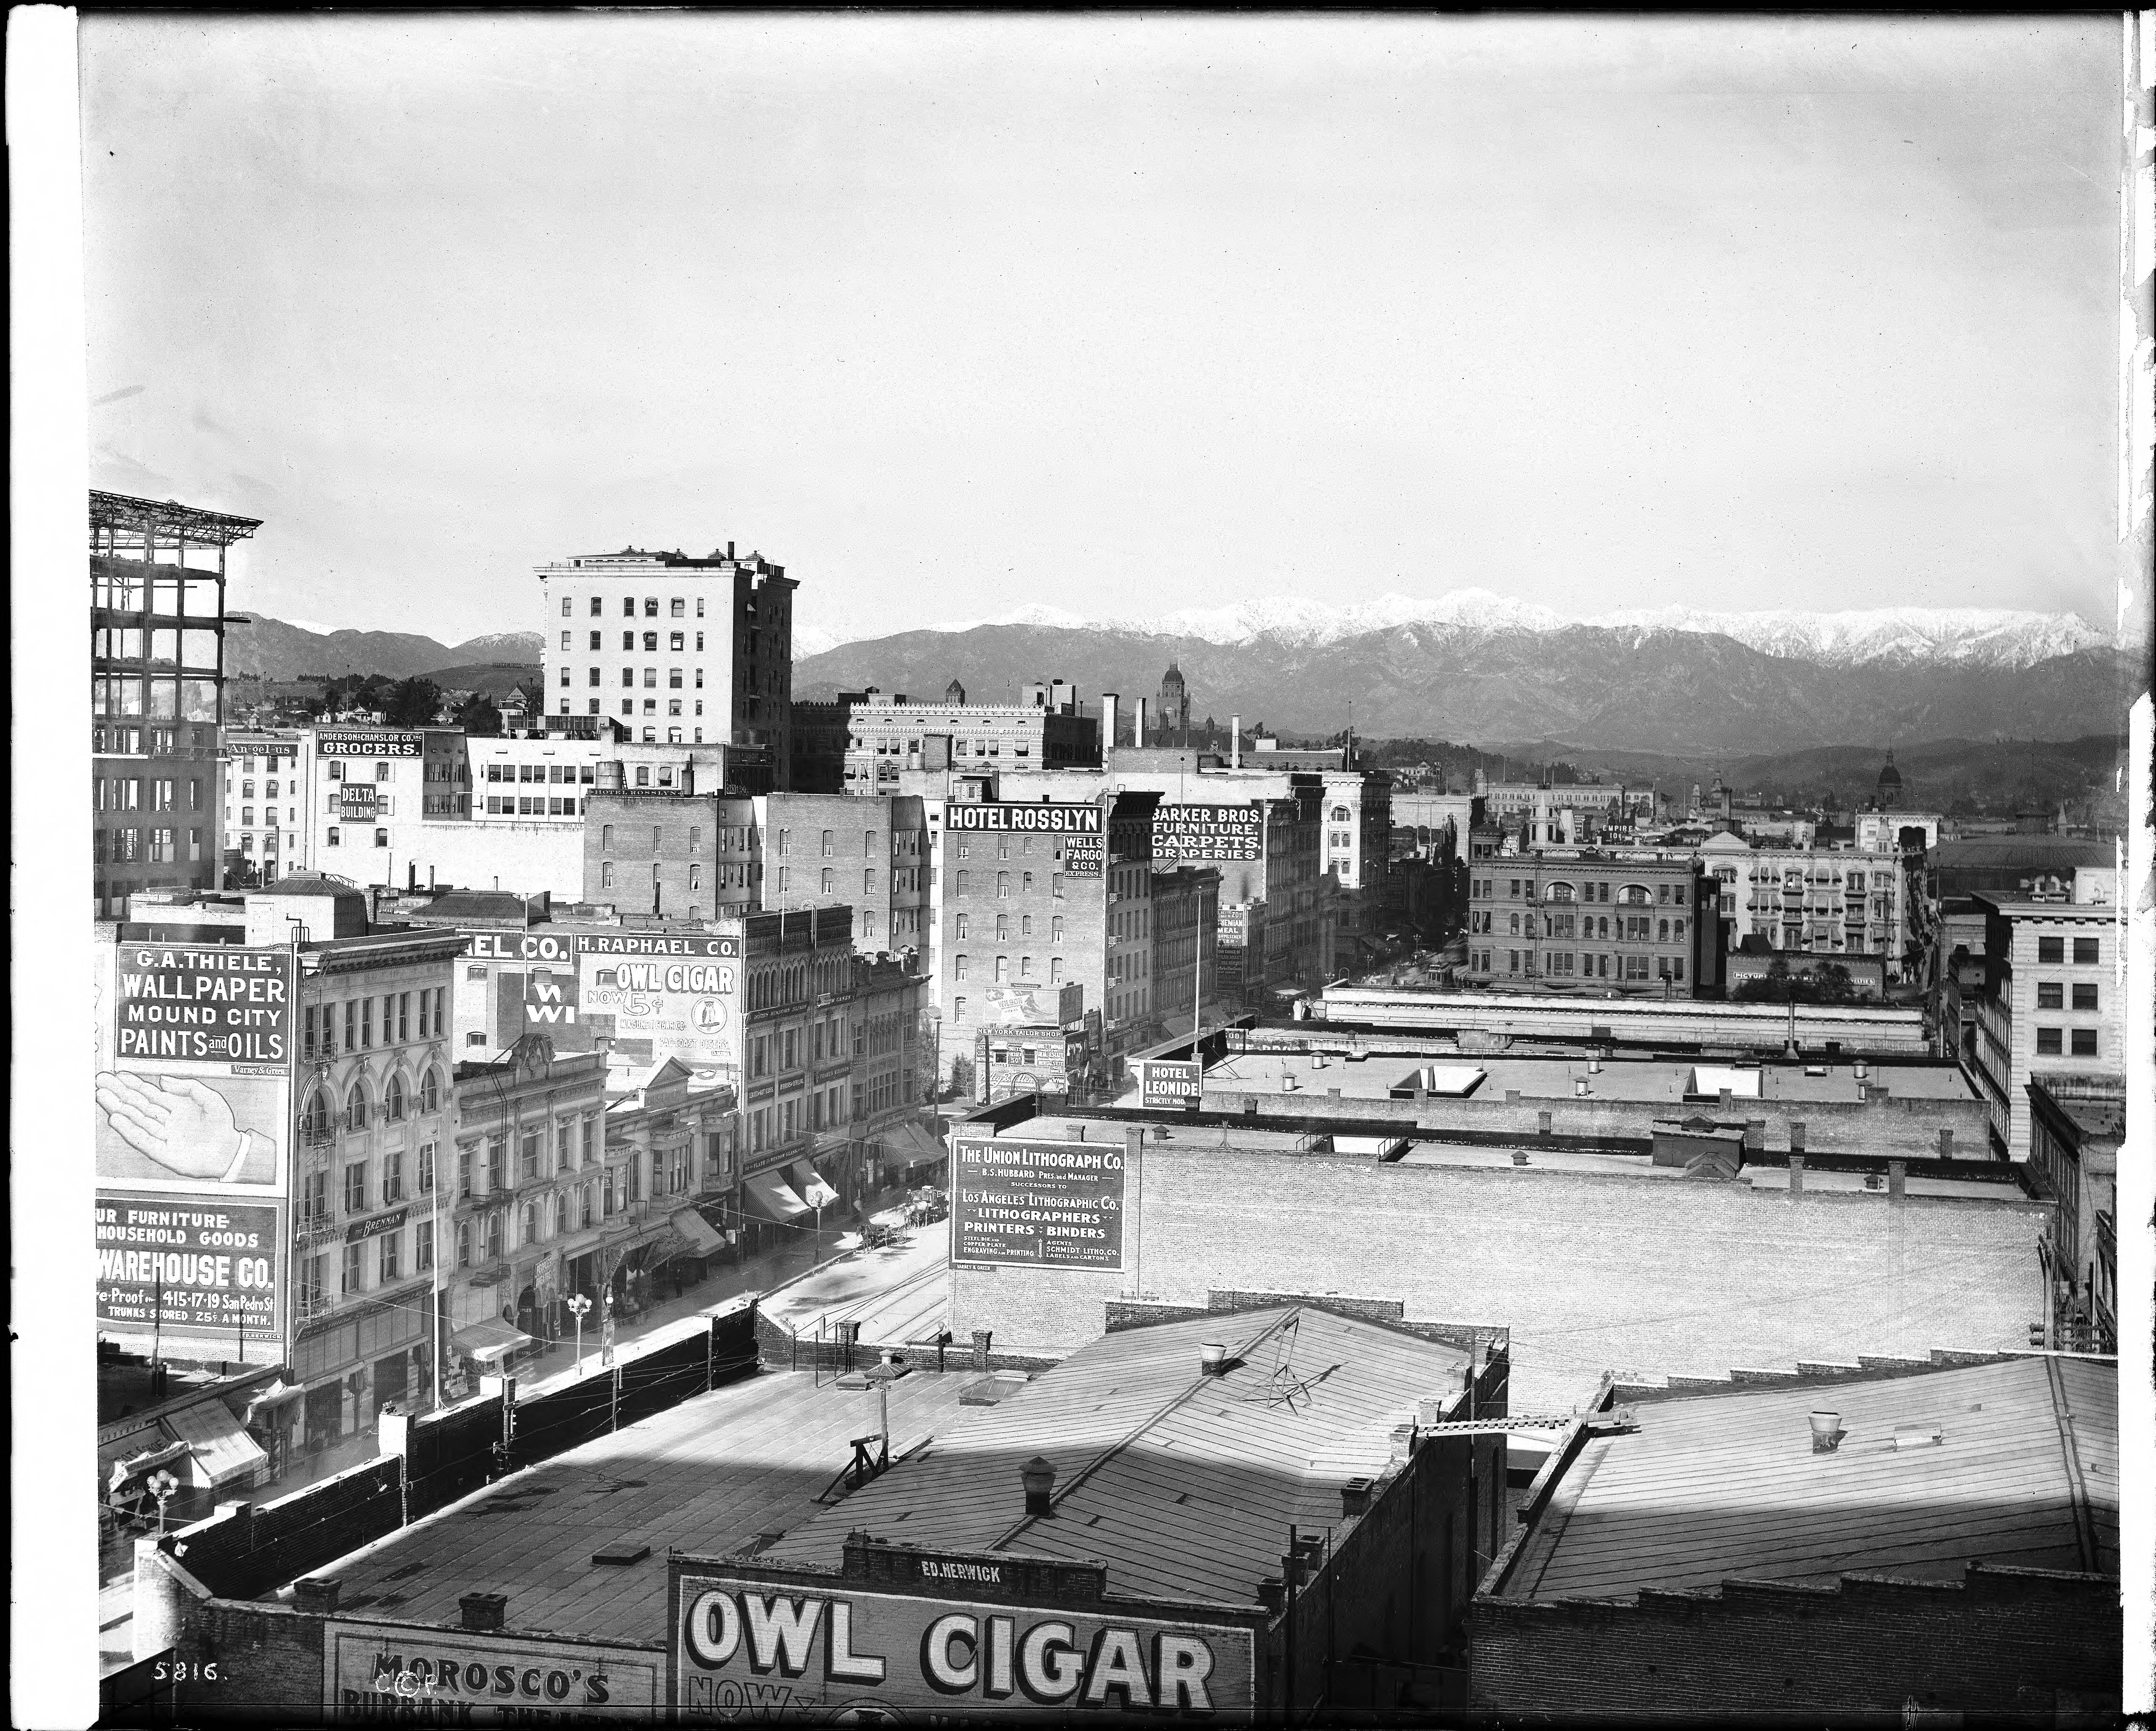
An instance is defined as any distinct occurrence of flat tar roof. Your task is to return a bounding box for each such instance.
[763,1306,1474,1607]
[1023,1145,2048,1416]
[298,1368,981,1646]
[1494,1357,2118,1601]
[1199,1049,1977,1105]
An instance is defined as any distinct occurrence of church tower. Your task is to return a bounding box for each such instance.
[1157,662,1190,742]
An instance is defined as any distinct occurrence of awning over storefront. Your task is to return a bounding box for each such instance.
[164,1399,271,1487]
[450,1317,535,1364]
[789,1160,841,1211]
[240,1378,306,1428]
[741,1170,812,1224]
[670,1207,727,1254]
[878,1120,945,1171]
[104,1437,191,1498]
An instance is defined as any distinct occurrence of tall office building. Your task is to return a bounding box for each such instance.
[535,544,796,783]
[91,490,261,915]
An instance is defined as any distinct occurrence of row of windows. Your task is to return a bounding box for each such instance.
[563,594,706,618]
[1472,950,1687,982]
[324,828,389,848]
[96,776,202,811]
[484,762,595,783]
[567,630,709,653]
[2035,937,2102,966]
[1472,911,1686,942]
[2034,1027,2103,1057]
[950,870,1063,898]
[2034,982,2101,1011]
[1472,878,1688,907]
[952,913,1064,942]
[300,991,447,1060]
[94,827,202,864]
[483,796,583,817]
[952,954,1067,985]
[563,707,705,742]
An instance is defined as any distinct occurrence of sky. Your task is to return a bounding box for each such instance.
[79,14,2129,647]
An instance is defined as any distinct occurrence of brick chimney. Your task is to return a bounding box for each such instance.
[460,1592,508,1632]
[293,1578,340,1614]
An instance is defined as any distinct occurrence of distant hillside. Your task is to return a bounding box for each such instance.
[424,662,539,698]
[796,620,2142,754]
[225,616,542,682]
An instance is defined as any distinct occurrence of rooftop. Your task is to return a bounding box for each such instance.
[1930,836,2116,869]
[301,1367,981,1646]
[762,1306,1474,1606]
[90,488,263,546]
[977,1140,2047,1416]
[1493,1356,2118,1602]
[1198,1049,1976,1106]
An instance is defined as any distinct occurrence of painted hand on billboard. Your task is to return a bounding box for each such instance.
[94,1072,277,1184]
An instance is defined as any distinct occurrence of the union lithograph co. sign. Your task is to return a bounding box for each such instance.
[321,1621,660,1723]
[669,1570,1255,1721]
[951,1137,1126,1271]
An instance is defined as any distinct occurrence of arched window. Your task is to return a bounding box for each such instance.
[1332,806,1351,822]
[384,1074,406,1122]
[1617,884,1653,907]
[1544,882,1576,903]
[345,1081,370,1131]
[420,1068,440,1113]
[301,1087,331,1137]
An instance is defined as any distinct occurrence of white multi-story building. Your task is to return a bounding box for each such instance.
[536,544,795,768]
[221,726,304,883]
[1697,832,1914,981]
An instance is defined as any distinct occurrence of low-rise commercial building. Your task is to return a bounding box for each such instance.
[1462,850,1717,994]
[1698,833,1913,981]
[1316,984,1935,1055]
[844,682,1101,793]
[1967,897,2125,1160]
[1472,1356,2119,1723]
[2026,1073,2123,1352]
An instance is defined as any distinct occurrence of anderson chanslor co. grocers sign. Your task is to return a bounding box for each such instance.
[669,1537,1260,1721]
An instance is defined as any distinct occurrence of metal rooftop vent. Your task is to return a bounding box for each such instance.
[1808,1411,1845,1454]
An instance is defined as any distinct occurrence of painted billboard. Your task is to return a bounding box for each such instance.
[952,1136,1125,1270]
[95,1198,279,1341]
[316,729,425,758]
[671,1568,1255,1722]
[337,783,380,820]
[1138,1059,1203,1108]
[576,933,739,1068]
[96,941,295,1360]
[1152,803,1264,862]
[322,1620,660,1723]
[944,802,1104,835]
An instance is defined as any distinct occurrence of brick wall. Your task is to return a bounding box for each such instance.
[1470,1565,2120,1720]
[156,1457,406,1602]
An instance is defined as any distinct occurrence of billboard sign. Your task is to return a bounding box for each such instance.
[316,729,425,758]
[465,931,577,964]
[337,783,379,820]
[944,802,1103,836]
[952,1137,1125,1270]
[95,1199,279,1339]
[96,942,295,1359]
[1152,803,1263,862]
[323,1621,659,1723]
[577,934,740,1066]
[1139,1060,1203,1108]
[670,1568,1255,1723]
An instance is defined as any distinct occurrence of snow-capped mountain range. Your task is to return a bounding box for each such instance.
[791,589,2106,669]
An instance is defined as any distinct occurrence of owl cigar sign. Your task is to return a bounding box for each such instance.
[669,1547,1257,1722]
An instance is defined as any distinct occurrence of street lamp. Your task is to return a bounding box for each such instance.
[147,1469,179,1537]
[566,1292,592,1378]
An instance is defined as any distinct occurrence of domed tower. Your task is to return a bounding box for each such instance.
[944,678,966,706]
[1157,662,1190,742]
[1875,749,1903,810]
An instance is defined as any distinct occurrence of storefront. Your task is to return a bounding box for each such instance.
[874,1120,947,1191]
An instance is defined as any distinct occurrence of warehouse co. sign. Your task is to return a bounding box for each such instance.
[669,1568,1255,1721]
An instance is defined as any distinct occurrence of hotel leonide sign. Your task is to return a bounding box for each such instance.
[669,1547,1257,1722]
